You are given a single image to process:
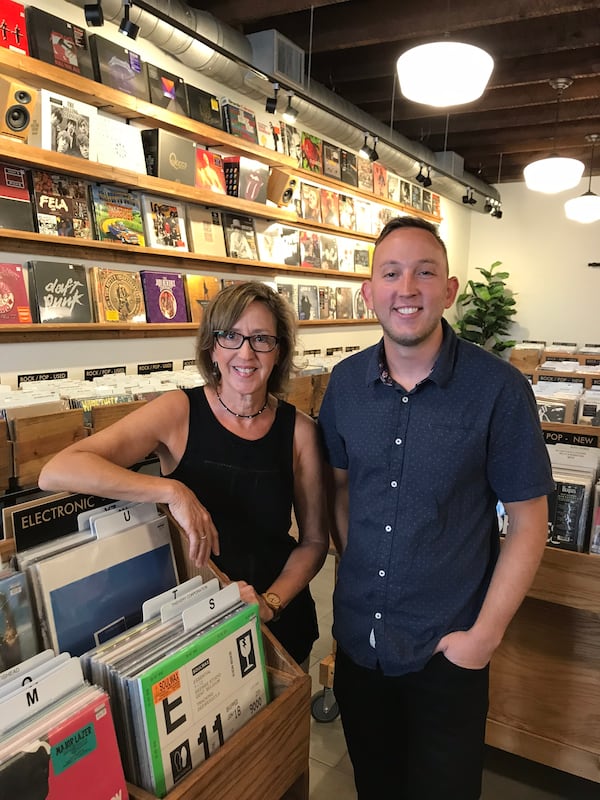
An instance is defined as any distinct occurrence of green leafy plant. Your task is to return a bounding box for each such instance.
[453,260,517,355]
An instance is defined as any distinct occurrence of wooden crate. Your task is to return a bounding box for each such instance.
[11,409,87,488]
[311,372,330,417]
[126,518,311,800]
[285,375,313,416]
[90,400,146,433]
[0,419,11,491]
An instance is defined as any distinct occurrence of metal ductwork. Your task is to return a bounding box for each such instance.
[66,0,500,210]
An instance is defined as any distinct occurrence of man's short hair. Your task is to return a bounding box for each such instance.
[375,216,448,263]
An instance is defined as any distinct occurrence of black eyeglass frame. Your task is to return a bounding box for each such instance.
[213,330,280,353]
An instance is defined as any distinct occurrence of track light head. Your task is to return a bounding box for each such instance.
[265,82,279,114]
[462,191,470,204]
[282,93,297,124]
[84,1,104,26]
[369,136,379,162]
[491,206,503,218]
[484,199,493,213]
[119,0,138,38]
[416,164,426,184]
[462,189,477,205]
[422,166,432,188]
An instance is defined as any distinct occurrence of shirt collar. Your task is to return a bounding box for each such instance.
[366,318,458,389]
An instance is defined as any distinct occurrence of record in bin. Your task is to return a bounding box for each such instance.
[133,602,269,797]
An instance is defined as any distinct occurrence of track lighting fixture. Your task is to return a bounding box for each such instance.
[416,164,426,184]
[359,133,378,161]
[84,0,104,26]
[282,92,298,124]
[491,204,503,218]
[369,136,379,162]
[119,0,139,39]
[484,199,493,213]
[265,82,279,114]
[462,189,476,205]
[422,166,432,188]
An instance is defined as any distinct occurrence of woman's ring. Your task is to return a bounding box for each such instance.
[200,535,208,540]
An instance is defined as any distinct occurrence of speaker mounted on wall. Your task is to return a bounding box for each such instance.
[267,168,297,207]
[0,75,37,141]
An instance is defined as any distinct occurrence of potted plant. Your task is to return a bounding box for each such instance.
[453,260,517,355]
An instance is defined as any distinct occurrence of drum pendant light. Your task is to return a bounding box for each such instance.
[523,79,584,193]
[564,134,600,223]
[397,41,494,107]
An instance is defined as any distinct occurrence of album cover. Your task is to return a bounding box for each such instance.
[411,183,422,210]
[141,195,189,251]
[140,270,188,323]
[431,192,441,217]
[0,162,34,232]
[387,172,401,203]
[357,157,373,193]
[354,198,373,235]
[319,234,339,271]
[320,188,340,227]
[146,62,188,115]
[322,141,341,180]
[95,114,147,174]
[221,213,258,260]
[547,474,590,552]
[339,194,356,230]
[299,182,322,223]
[90,267,146,324]
[32,516,177,655]
[254,220,284,264]
[25,7,94,79]
[256,118,283,152]
[221,101,258,144]
[0,690,127,799]
[297,284,319,320]
[276,282,298,317]
[141,128,195,186]
[354,286,368,319]
[299,231,321,269]
[223,156,269,204]
[194,148,226,194]
[340,149,358,187]
[186,205,226,257]
[422,189,433,214]
[185,84,222,129]
[29,90,97,161]
[373,203,394,236]
[0,263,32,324]
[335,286,354,319]
[301,132,323,173]
[0,0,28,56]
[31,169,93,239]
[354,242,373,275]
[27,260,92,324]
[90,184,145,246]
[337,237,356,273]
[88,33,149,101]
[281,121,302,165]
[372,161,388,198]
[319,286,336,320]
[184,274,222,324]
[0,571,38,670]
[400,179,411,206]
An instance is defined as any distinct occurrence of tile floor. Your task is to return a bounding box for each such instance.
[306,553,599,799]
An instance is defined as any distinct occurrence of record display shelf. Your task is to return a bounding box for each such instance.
[486,420,600,783]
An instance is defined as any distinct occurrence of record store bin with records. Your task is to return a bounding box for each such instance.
[0,479,311,800]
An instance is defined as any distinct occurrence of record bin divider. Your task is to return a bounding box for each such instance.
[0,419,11,492]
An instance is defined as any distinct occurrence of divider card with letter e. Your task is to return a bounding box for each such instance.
[130,595,268,797]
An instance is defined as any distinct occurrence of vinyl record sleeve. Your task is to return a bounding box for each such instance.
[90,267,146,323]
[32,516,178,656]
[146,63,188,115]
[0,0,28,56]
[221,213,258,260]
[322,141,341,180]
[141,195,189,251]
[221,101,258,144]
[0,571,38,671]
[357,157,373,192]
[27,260,92,324]
[184,274,222,324]
[185,206,226,257]
[194,149,226,194]
[25,7,94,79]
[29,90,97,161]
[0,263,32,324]
[31,169,93,239]
[297,284,319,320]
[88,33,149,101]
[95,115,147,174]
[301,132,323,173]
[185,84,222,129]
[90,183,145,246]
[140,270,188,323]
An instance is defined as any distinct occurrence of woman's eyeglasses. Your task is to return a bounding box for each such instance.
[213,330,279,353]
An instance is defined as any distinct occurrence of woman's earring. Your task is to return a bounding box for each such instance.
[212,361,221,378]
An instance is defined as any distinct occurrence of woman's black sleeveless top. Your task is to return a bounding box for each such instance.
[167,387,318,664]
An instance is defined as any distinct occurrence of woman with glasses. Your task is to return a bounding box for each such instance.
[39,281,329,667]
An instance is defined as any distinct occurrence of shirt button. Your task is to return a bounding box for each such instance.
[395,438,402,445]
[385,525,392,532]
[375,612,382,620]
[402,396,409,404]
[379,570,385,577]
[391,480,397,488]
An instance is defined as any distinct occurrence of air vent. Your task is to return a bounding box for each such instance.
[435,150,465,178]
[247,30,305,90]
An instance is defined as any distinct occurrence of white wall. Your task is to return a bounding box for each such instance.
[468,181,600,345]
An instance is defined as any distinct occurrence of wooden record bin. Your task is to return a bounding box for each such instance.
[128,517,311,800]
[486,421,600,783]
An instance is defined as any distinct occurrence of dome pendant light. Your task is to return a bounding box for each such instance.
[397,41,494,107]
[523,78,584,193]
[564,133,600,223]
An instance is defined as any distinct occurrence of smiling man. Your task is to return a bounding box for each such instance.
[318,216,554,800]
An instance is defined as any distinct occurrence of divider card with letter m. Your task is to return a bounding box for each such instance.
[131,600,268,797]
